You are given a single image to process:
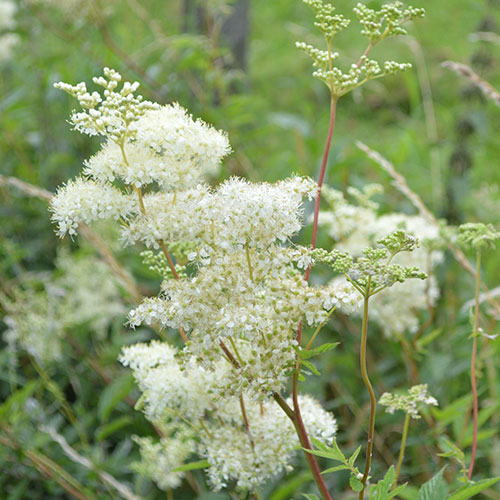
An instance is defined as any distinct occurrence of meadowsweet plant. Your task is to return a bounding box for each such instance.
[51,66,346,495]
[44,0,450,497]
[456,223,500,480]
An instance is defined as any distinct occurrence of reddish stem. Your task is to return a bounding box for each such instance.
[286,94,338,500]
[304,97,337,282]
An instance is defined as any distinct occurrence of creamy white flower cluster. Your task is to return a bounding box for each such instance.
[123,176,317,250]
[129,247,338,395]
[1,251,125,363]
[121,341,337,491]
[0,0,19,62]
[379,384,438,418]
[51,69,231,235]
[319,186,443,337]
[52,68,341,493]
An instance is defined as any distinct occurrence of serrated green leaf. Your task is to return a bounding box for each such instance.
[171,459,209,472]
[418,467,447,500]
[331,438,347,462]
[98,372,135,422]
[447,477,500,500]
[437,439,465,462]
[350,476,364,492]
[303,448,340,460]
[349,445,362,466]
[321,464,350,474]
[300,359,320,376]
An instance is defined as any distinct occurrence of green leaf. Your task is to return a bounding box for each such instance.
[97,373,135,422]
[349,445,362,466]
[303,448,340,460]
[0,381,38,421]
[300,359,320,376]
[269,472,313,500]
[301,494,321,500]
[418,468,447,500]
[350,476,364,492]
[437,439,465,462]
[95,416,132,441]
[171,459,209,472]
[447,477,500,500]
[370,467,402,500]
[321,464,350,474]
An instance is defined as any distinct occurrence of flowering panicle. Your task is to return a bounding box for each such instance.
[354,2,425,43]
[297,1,423,97]
[379,384,438,418]
[53,67,340,493]
[121,339,337,492]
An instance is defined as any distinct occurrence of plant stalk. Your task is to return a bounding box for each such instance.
[359,285,376,500]
[393,413,411,490]
[468,248,481,479]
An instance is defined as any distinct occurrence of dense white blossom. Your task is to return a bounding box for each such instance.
[128,247,340,395]
[133,427,197,490]
[123,176,317,250]
[205,395,336,491]
[121,339,337,491]
[50,178,137,237]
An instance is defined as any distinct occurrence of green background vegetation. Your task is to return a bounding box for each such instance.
[1,0,500,498]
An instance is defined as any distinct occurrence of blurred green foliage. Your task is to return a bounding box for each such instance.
[1,0,500,499]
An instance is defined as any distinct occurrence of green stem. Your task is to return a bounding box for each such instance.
[359,280,376,500]
[245,243,254,282]
[306,306,337,350]
[393,413,411,490]
[468,248,481,479]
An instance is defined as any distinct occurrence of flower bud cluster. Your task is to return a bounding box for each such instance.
[354,2,425,43]
[298,1,423,97]
[379,384,438,418]
[55,68,159,141]
[303,0,350,40]
[457,222,500,250]
[318,187,443,337]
